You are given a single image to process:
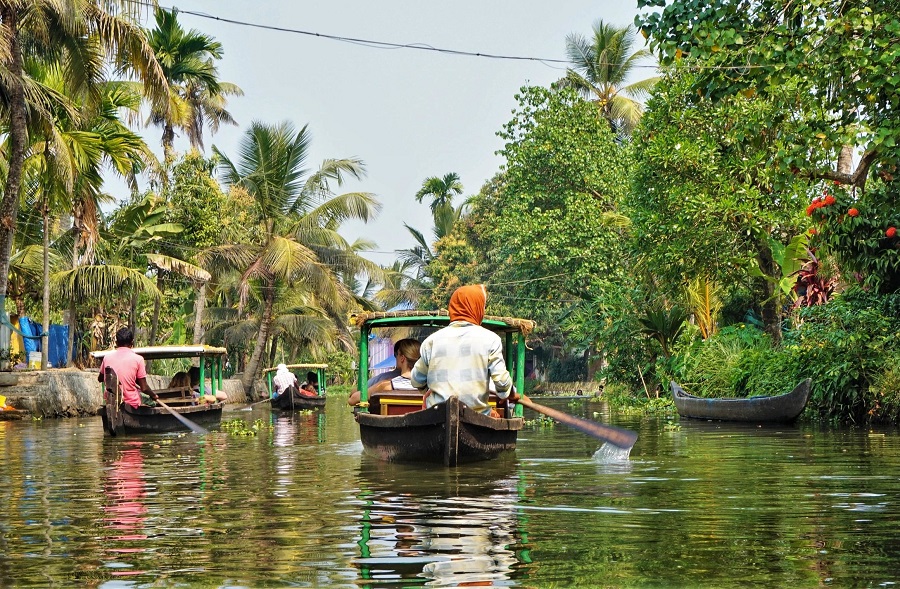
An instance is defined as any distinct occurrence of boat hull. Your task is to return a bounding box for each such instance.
[270,391,326,411]
[671,379,812,423]
[101,402,223,435]
[355,396,523,466]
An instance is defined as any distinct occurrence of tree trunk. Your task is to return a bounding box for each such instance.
[41,210,50,369]
[162,123,175,164]
[192,281,207,344]
[0,10,28,301]
[757,244,783,345]
[268,334,279,368]
[241,281,276,397]
[837,144,854,176]
[149,274,162,346]
[66,302,76,368]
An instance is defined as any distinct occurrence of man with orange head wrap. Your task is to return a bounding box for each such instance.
[410,285,515,415]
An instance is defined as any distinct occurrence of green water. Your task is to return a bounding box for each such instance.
[1,397,899,588]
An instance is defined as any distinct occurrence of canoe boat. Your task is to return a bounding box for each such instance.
[670,378,812,423]
[351,310,533,467]
[270,388,326,411]
[356,394,522,465]
[92,345,228,436]
[101,396,223,435]
[263,363,328,411]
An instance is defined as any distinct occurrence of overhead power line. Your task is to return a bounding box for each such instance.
[156,2,570,65]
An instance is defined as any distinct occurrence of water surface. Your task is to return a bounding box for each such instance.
[1,397,898,587]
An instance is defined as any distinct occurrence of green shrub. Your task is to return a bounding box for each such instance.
[670,324,772,397]
[869,353,900,423]
[787,288,900,423]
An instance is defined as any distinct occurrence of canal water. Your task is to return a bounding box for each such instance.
[1,396,899,588]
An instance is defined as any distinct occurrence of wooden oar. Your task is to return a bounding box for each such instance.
[156,399,209,434]
[517,397,638,450]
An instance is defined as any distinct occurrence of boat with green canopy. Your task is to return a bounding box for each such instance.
[262,363,328,411]
[92,344,228,435]
[351,310,534,467]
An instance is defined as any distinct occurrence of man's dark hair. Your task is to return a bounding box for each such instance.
[115,327,135,347]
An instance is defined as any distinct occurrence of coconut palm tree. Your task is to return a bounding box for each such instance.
[0,0,167,320]
[210,120,382,395]
[145,7,242,159]
[562,20,659,136]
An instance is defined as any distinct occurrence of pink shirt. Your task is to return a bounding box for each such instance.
[99,347,147,408]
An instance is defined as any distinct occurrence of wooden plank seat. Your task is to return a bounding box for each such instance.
[369,391,509,417]
[154,386,195,406]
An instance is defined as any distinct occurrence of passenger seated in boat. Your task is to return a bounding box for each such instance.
[188,366,223,403]
[272,363,298,399]
[369,344,421,393]
[298,371,319,397]
[348,338,421,406]
[168,371,190,390]
[410,285,520,416]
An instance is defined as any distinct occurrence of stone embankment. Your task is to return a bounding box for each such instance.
[0,369,249,418]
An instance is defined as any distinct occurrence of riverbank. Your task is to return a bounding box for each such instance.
[0,369,249,418]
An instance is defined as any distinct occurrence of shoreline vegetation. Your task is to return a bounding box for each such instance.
[1,4,897,425]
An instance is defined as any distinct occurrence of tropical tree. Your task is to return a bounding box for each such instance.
[145,7,241,160]
[561,20,658,136]
[627,70,812,341]
[414,173,463,214]
[211,121,382,394]
[0,0,167,323]
[637,0,900,191]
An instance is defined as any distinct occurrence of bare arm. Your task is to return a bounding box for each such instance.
[137,377,159,400]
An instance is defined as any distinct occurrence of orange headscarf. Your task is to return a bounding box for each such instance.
[448,284,486,325]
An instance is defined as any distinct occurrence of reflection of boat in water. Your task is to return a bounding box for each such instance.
[354,458,530,586]
[103,441,150,561]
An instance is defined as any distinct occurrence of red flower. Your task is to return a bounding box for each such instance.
[848,208,859,217]
[824,195,836,205]
[888,227,898,238]
[809,228,817,235]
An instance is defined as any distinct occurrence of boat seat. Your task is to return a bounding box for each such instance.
[369,391,424,416]
[154,386,195,406]
[368,391,509,417]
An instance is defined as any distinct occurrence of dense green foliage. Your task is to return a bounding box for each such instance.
[472,85,630,318]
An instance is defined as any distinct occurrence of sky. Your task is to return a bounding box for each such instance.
[119,1,651,266]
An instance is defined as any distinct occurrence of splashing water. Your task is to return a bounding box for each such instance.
[592,442,632,462]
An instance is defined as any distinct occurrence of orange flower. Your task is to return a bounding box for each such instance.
[848,208,859,217]
[888,227,897,238]
[809,228,817,235]
[824,195,836,205]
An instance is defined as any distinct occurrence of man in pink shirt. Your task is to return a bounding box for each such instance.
[98,328,159,408]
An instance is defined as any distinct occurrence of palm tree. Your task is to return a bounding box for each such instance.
[562,20,659,136]
[0,0,167,319]
[211,121,382,395]
[146,7,242,159]
[414,172,463,215]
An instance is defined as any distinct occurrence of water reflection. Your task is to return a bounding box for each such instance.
[101,441,152,580]
[354,459,528,587]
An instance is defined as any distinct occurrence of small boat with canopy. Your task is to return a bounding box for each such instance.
[263,363,328,411]
[351,310,534,467]
[92,345,228,435]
